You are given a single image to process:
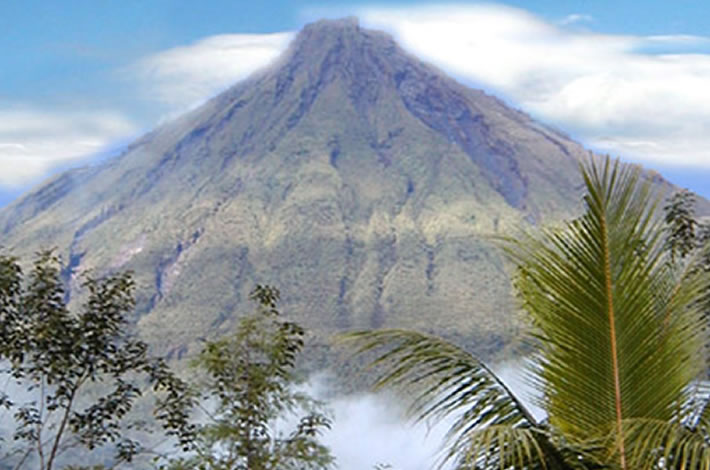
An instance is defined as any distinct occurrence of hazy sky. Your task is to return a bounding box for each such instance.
[2,1,710,203]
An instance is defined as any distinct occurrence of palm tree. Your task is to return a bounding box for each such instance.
[343,157,710,469]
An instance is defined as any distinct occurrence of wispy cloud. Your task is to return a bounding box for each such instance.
[131,32,294,113]
[357,4,710,168]
[0,108,136,187]
[0,33,294,190]
[559,13,593,26]
[7,3,710,192]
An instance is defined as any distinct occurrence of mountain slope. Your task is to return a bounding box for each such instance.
[0,18,699,361]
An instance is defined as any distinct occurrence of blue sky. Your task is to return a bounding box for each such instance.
[2,1,710,204]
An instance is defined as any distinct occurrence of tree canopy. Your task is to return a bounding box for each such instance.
[164,285,334,470]
[0,251,195,470]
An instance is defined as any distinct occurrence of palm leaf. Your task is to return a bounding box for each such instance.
[340,329,572,469]
[455,425,547,469]
[341,157,710,469]
[500,157,708,468]
[691,383,710,432]
[618,418,710,470]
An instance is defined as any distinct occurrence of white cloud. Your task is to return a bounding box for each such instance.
[0,34,293,189]
[0,33,293,189]
[357,4,710,168]
[0,108,136,187]
[305,360,537,470]
[8,3,710,192]
[132,32,294,112]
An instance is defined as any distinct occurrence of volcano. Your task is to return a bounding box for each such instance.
[0,18,697,361]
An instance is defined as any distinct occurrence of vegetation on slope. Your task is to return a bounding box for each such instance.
[2,155,710,469]
[0,19,625,366]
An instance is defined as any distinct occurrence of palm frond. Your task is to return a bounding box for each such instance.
[341,329,534,425]
[680,380,710,438]
[340,157,710,469]
[453,425,546,470]
[500,157,708,465]
[340,329,564,468]
[693,396,710,435]
[619,418,710,470]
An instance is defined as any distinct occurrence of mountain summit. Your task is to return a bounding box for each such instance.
[0,19,695,360]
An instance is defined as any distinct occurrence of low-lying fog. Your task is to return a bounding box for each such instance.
[308,360,542,470]
[0,361,539,469]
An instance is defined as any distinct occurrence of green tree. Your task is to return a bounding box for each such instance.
[663,189,710,316]
[344,157,710,469]
[0,251,195,470]
[664,189,699,261]
[165,285,334,470]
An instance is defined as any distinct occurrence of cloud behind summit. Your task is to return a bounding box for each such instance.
[3,3,710,190]
[131,4,710,168]
[360,4,710,168]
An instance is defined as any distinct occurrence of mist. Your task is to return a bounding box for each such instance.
[0,360,539,469]
[313,384,451,470]
[306,359,540,470]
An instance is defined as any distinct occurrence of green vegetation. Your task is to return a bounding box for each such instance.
[0,254,334,470]
[0,251,195,470]
[5,20,710,469]
[344,157,710,469]
[163,285,334,470]
[2,155,709,470]
[664,188,710,262]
